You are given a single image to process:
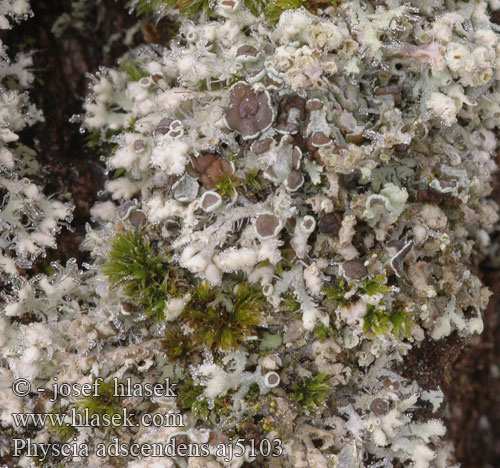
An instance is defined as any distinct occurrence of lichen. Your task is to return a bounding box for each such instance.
[1,0,499,466]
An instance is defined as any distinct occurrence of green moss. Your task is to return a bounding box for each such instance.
[47,415,77,442]
[177,379,234,422]
[360,274,391,296]
[292,373,331,413]
[363,305,391,336]
[245,383,261,403]
[180,280,265,352]
[281,292,301,313]
[136,0,213,17]
[85,128,119,156]
[261,416,275,433]
[127,116,138,132]
[243,169,264,193]
[161,324,193,361]
[176,378,204,411]
[244,171,262,192]
[177,0,213,16]
[102,231,168,320]
[192,280,215,303]
[137,0,339,21]
[363,305,413,338]
[390,310,414,339]
[112,168,127,179]
[215,174,239,199]
[264,0,305,23]
[260,0,340,23]
[119,60,149,82]
[135,0,176,15]
[243,0,267,16]
[191,399,210,421]
[212,395,233,418]
[323,279,349,306]
[77,381,122,424]
[313,323,333,342]
[275,248,298,275]
[164,266,192,298]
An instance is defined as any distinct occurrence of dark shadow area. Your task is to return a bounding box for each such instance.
[4,0,138,266]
